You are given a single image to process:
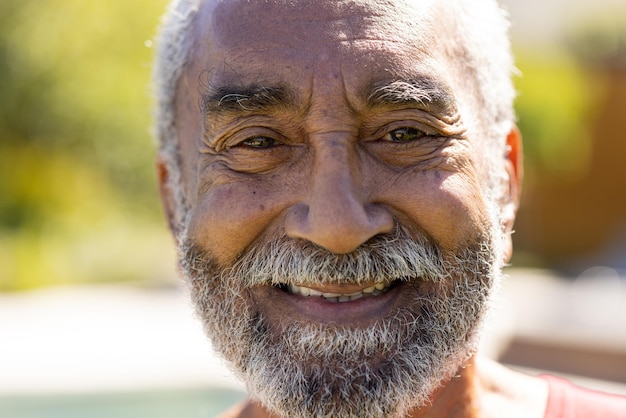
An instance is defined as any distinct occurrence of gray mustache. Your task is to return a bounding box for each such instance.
[208,226,448,288]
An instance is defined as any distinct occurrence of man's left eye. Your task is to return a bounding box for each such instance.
[241,136,276,148]
[386,127,426,142]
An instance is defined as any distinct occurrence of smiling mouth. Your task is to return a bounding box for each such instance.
[278,280,397,303]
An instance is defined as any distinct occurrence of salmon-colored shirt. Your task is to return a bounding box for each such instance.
[542,375,626,418]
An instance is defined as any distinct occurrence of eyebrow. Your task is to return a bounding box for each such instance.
[199,78,457,120]
[365,79,458,116]
[200,85,296,118]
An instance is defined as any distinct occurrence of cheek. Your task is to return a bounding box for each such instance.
[438,172,492,240]
[382,169,490,251]
[187,184,283,266]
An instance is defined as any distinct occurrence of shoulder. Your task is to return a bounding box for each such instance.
[218,401,248,418]
[217,399,273,418]
[542,375,626,418]
[217,405,240,418]
[477,358,549,418]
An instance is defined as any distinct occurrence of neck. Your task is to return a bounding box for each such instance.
[405,357,479,418]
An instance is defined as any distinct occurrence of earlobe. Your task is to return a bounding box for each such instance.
[157,157,180,237]
[501,126,523,262]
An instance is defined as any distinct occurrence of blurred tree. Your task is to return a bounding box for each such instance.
[514,51,597,178]
[0,0,175,290]
[512,13,626,269]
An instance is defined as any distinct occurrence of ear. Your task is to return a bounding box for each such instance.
[157,156,180,238]
[501,125,523,263]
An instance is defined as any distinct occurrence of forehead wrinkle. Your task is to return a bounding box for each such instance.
[339,60,360,118]
[190,0,456,127]
[302,60,361,130]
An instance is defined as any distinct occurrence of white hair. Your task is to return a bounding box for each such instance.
[442,0,517,204]
[152,0,517,229]
[153,0,202,231]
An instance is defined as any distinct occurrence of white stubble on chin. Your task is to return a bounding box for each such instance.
[180,220,503,418]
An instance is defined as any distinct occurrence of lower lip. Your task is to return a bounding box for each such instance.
[261,281,405,325]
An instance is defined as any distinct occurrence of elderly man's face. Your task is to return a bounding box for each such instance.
[163,0,519,416]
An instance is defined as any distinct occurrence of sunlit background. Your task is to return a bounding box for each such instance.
[0,0,176,291]
[1,0,625,416]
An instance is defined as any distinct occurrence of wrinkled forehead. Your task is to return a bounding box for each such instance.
[203,0,438,50]
[188,0,450,83]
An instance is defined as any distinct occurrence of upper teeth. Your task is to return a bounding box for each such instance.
[287,282,390,302]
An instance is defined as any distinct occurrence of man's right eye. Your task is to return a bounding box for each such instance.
[240,136,276,149]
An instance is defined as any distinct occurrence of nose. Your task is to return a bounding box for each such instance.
[285,140,393,254]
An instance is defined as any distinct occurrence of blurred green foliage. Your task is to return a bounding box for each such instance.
[0,0,175,290]
[514,50,597,178]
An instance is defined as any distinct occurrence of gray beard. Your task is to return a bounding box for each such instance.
[180,225,500,418]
